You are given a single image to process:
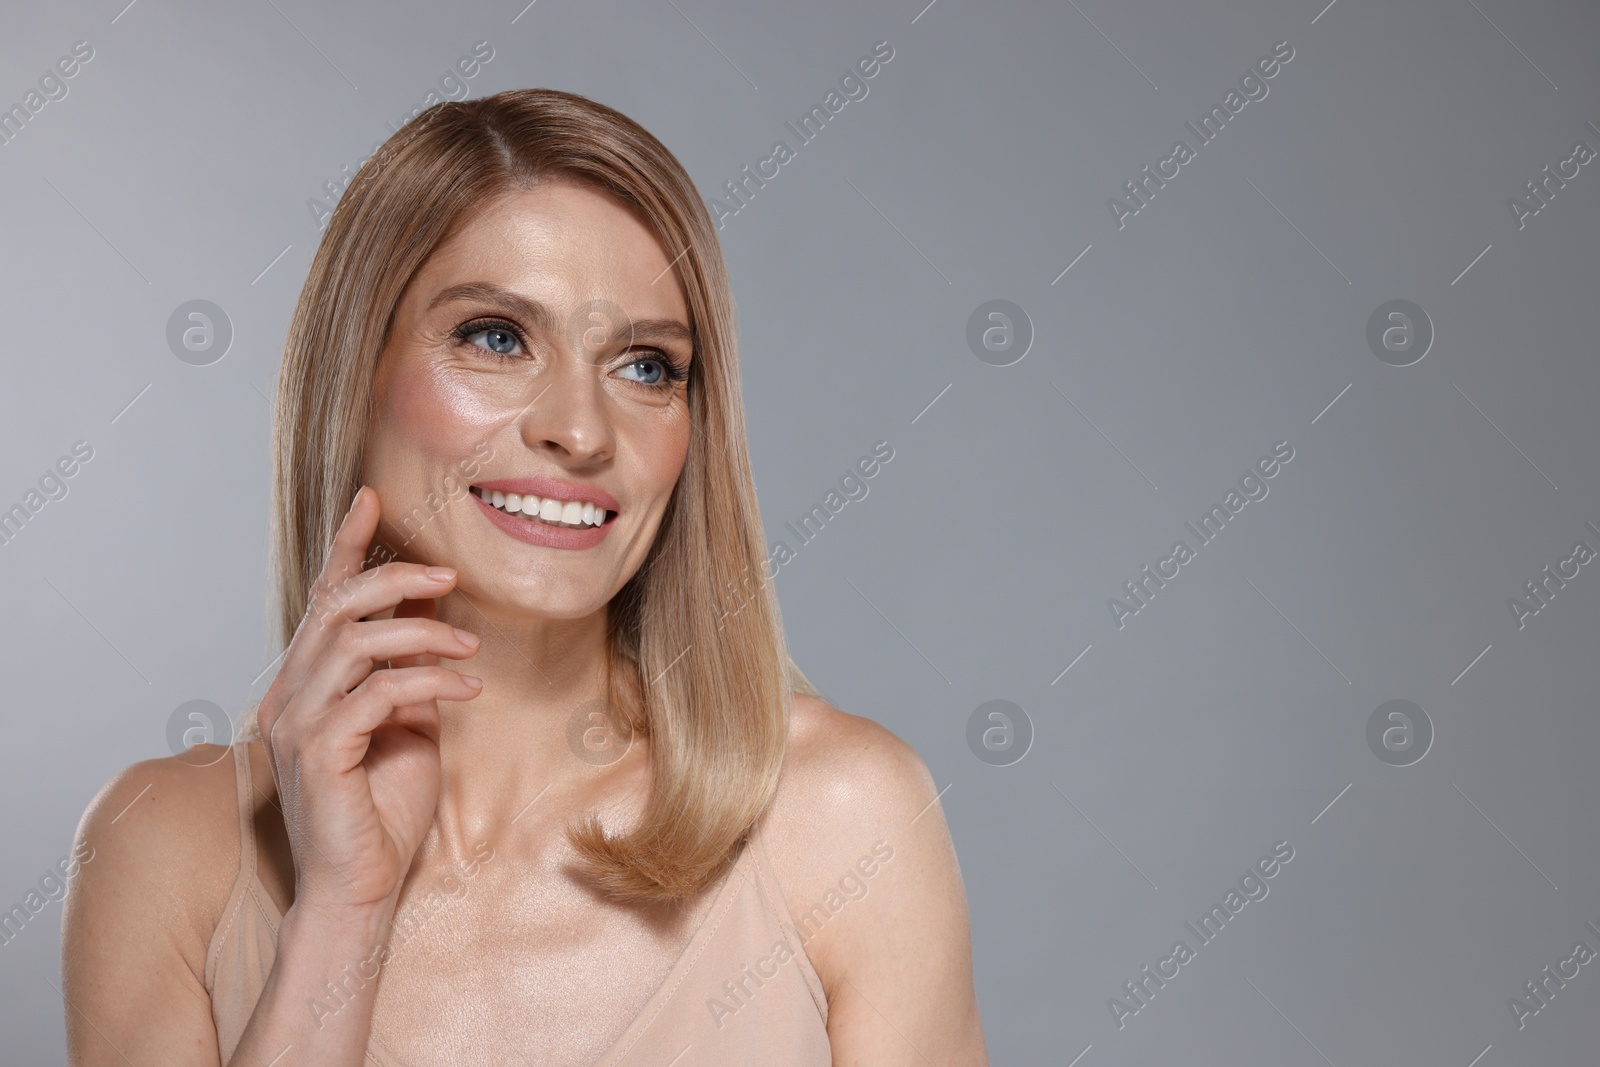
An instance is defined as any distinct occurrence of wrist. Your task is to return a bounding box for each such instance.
[281,896,396,953]
[255,897,397,1053]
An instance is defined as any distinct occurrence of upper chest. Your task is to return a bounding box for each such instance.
[276,841,723,1062]
[235,734,849,1059]
[247,795,728,1063]
[367,866,715,1064]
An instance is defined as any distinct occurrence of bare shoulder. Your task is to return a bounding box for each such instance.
[64,746,244,986]
[762,694,987,1061]
[768,693,942,846]
[62,746,249,1062]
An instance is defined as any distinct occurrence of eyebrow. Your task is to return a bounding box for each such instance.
[427,282,694,348]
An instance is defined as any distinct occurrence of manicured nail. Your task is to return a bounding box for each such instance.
[453,628,479,647]
[461,674,483,688]
[427,567,455,582]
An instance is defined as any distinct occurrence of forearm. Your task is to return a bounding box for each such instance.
[226,900,396,1067]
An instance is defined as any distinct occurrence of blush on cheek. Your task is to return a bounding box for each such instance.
[365,363,511,546]
[656,417,693,481]
[383,363,507,456]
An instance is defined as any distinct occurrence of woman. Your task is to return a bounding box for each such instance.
[61,89,986,1065]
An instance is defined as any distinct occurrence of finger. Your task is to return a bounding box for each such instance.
[277,565,459,698]
[386,597,448,749]
[381,699,444,746]
[320,485,383,591]
[391,595,436,624]
[306,562,458,636]
[388,595,447,670]
[297,618,480,712]
[267,609,467,749]
[272,488,392,690]
[317,666,482,750]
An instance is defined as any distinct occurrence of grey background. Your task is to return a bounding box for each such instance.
[2,0,1598,1062]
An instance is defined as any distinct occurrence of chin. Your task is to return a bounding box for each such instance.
[458,568,612,622]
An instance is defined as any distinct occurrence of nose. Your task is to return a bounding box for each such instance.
[514,336,617,465]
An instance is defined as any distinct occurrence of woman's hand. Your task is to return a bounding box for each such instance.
[255,485,482,917]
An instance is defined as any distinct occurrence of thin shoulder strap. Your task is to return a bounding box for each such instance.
[744,810,830,1024]
[229,741,258,887]
[746,809,791,900]
[205,742,264,991]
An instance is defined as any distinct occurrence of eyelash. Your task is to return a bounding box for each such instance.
[450,317,690,388]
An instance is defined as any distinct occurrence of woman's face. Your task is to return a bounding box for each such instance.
[363,179,695,621]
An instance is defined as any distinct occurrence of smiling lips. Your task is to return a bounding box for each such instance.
[467,477,619,549]
[470,485,610,529]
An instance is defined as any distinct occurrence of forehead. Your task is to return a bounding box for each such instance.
[412,179,690,324]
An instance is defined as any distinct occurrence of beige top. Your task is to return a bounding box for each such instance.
[204,741,831,1065]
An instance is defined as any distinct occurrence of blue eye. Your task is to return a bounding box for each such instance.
[477,328,520,355]
[453,321,523,357]
[452,317,689,389]
[626,354,691,390]
[621,357,667,386]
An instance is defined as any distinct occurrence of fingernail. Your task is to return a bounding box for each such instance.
[453,627,479,647]
[461,674,483,689]
[427,567,455,581]
[347,486,365,513]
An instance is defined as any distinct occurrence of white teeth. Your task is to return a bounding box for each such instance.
[475,487,609,527]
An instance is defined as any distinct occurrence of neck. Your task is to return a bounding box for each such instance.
[419,592,645,865]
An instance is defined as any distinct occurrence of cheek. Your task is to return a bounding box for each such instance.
[366,365,507,543]
[647,413,693,488]
[382,364,505,455]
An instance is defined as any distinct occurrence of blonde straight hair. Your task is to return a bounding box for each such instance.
[238,88,818,904]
